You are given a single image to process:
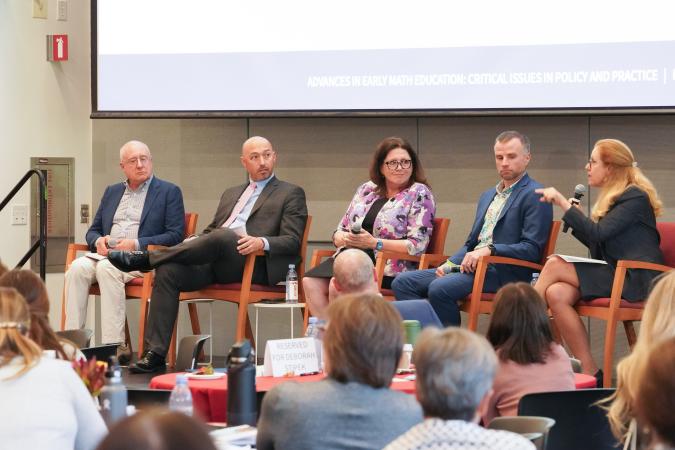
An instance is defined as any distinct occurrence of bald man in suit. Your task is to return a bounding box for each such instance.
[110,136,308,373]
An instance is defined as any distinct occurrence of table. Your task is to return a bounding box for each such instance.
[150,372,415,422]
[149,372,596,422]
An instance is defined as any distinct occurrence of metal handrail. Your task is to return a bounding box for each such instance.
[0,169,47,280]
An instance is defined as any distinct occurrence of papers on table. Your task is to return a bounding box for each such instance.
[549,254,607,265]
[210,424,256,449]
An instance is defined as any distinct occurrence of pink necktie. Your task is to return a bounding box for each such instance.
[222,182,257,228]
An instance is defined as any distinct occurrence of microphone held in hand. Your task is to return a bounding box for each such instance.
[107,238,118,249]
[350,220,363,234]
[563,184,587,233]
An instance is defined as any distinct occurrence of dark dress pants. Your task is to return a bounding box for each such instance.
[145,229,247,356]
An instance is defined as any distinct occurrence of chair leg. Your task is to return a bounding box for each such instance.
[603,318,619,388]
[623,321,637,349]
[168,320,177,368]
[138,298,150,356]
[186,303,206,363]
[124,318,133,353]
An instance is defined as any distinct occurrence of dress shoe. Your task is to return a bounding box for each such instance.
[108,250,153,272]
[116,343,132,366]
[129,350,166,374]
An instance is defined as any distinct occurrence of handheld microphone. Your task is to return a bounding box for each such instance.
[107,238,118,249]
[351,220,362,234]
[562,184,586,233]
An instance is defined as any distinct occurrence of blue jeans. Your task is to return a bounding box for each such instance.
[391,268,501,326]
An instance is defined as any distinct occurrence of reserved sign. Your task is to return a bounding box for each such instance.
[263,337,320,377]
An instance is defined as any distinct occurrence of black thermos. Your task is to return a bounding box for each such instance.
[226,339,257,426]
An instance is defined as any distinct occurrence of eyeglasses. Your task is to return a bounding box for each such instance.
[383,159,412,170]
[123,156,151,166]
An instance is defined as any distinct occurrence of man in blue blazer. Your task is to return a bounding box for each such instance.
[392,131,553,326]
[64,140,184,363]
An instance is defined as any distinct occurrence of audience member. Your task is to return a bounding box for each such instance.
[96,409,217,450]
[256,294,423,450]
[393,130,552,326]
[330,249,442,327]
[604,270,675,446]
[109,136,308,373]
[0,287,106,449]
[303,136,435,319]
[535,139,663,382]
[385,327,534,449]
[484,282,574,423]
[634,337,675,450]
[0,269,79,360]
[64,140,185,364]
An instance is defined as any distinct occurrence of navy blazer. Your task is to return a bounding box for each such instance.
[86,177,185,251]
[449,173,553,284]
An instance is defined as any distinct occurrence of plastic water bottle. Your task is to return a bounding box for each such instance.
[304,317,325,369]
[227,340,257,426]
[99,356,128,426]
[169,374,194,416]
[286,264,298,303]
[531,272,540,287]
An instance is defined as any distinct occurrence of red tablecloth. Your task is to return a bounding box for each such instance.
[149,372,415,422]
[150,372,596,422]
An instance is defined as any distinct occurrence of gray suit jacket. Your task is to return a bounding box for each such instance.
[202,176,308,285]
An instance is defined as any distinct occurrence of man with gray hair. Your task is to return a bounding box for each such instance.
[64,140,185,364]
[315,249,441,327]
[393,131,553,327]
[384,327,534,450]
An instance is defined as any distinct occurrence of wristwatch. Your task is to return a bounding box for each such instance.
[488,244,496,256]
[375,240,384,251]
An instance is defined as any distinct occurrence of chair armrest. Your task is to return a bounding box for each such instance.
[309,248,336,268]
[65,243,92,270]
[419,253,448,270]
[479,255,543,272]
[147,244,167,251]
[374,251,422,289]
[617,259,672,272]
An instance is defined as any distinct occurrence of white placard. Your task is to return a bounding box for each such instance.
[550,254,607,264]
[263,337,320,377]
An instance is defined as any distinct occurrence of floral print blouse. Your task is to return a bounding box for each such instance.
[337,181,436,277]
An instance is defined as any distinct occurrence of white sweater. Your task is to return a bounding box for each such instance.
[0,356,107,450]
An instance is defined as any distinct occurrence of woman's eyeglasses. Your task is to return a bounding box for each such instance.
[384,159,412,170]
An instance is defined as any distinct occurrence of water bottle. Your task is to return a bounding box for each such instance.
[531,272,540,287]
[304,317,325,368]
[227,340,257,426]
[169,374,194,416]
[99,356,128,426]
[286,264,298,303]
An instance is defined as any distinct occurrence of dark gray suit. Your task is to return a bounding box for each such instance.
[145,176,308,356]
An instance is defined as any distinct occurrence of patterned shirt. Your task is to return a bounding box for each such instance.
[338,181,436,277]
[384,418,535,450]
[475,175,524,250]
[110,176,153,249]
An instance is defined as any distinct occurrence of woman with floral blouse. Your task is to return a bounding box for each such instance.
[303,136,436,319]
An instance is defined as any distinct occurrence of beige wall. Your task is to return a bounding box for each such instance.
[0,0,91,332]
[92,116,674,362]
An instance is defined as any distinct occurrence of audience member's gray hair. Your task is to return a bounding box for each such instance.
[333,249,375,293]
[495,130,531,154]
[414,327,497,421]
[119,140,151,162]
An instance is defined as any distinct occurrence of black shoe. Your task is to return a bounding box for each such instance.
[129,350,166,374]
[593,369,604,387]
[116,343,132,366]
[108,250,153,272]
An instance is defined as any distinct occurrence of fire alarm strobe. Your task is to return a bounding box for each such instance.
[46,34,68,61]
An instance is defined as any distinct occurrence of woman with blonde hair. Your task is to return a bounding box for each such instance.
[0,269,78,360]
[603,270,675,447]
[0,287,106,449]
[535,139,663,382]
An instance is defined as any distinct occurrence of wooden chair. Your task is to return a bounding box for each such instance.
[574,221,675,387]
[375,217,451,299]
[304,217,451,323]
[162,216,313,367]
[419,220,562,331]
[60,212,199,354]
